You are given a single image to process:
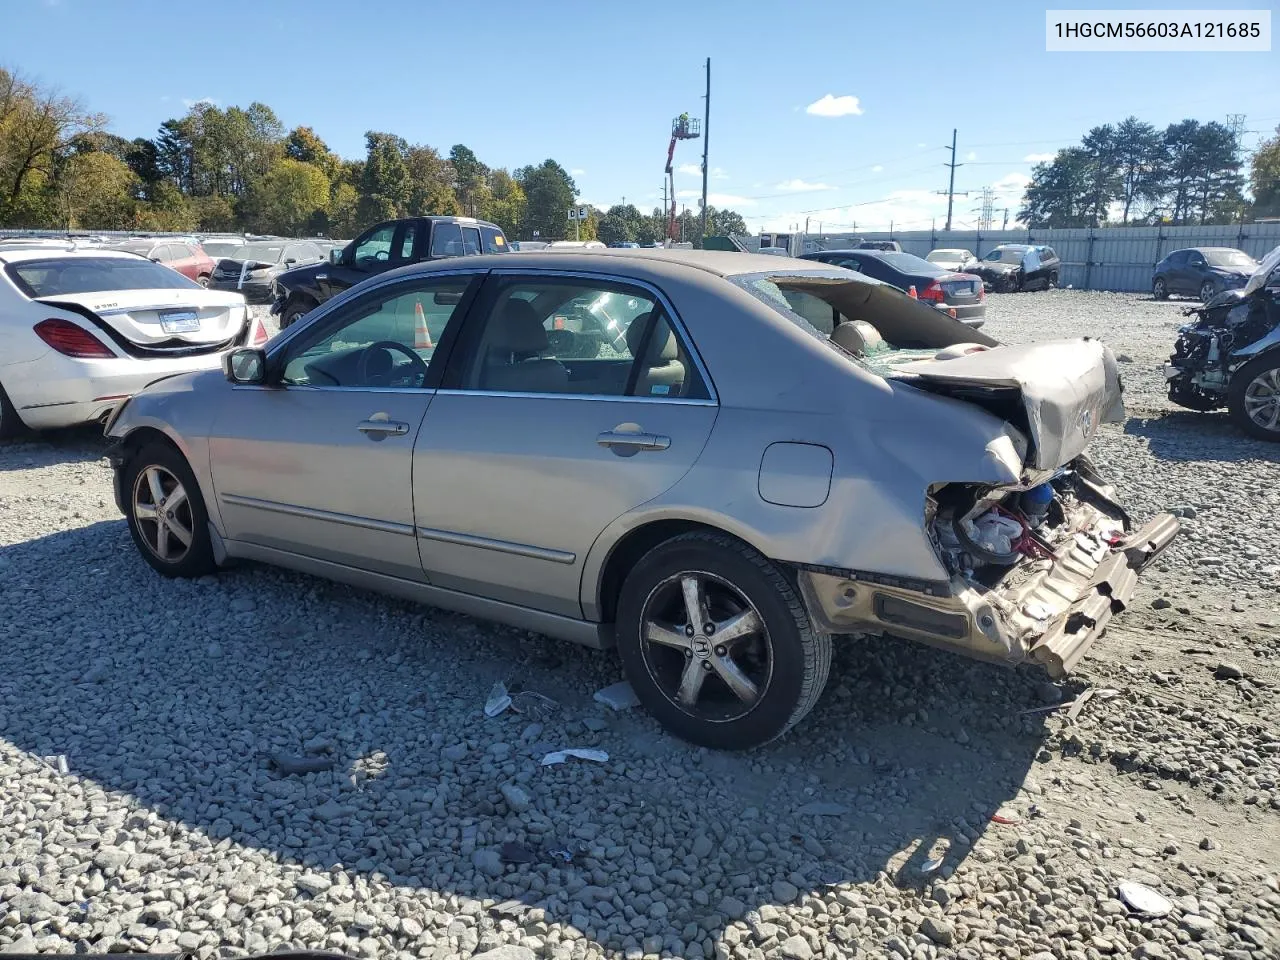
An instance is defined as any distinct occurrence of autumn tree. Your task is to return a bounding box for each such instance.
[247,158,330,235]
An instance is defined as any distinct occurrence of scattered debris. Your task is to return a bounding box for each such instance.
[546,845,579,864]
[1151,596,1172,610]
[485,681,513,717]
[1066,688,1096,723]
[593,680,640,711]
[1214,662,1244,681]
[920,856,945,873]
[1020,686,1115,720]
[541,748,608,766]
[1118,881,1173,917]
[498,841,538,864]
[991,813,1022,825]
[796,801,851,816]
[42,755,69,775]
[269,752,335,775]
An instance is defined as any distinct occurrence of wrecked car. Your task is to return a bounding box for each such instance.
[104,250,1178,750]
[968,244,1061,293]
[1165,244,1280,440]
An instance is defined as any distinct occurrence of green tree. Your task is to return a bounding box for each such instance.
[55,150,136,228]
[285,125,340,182]
[597,203,645,245]
[358,131,410,222]
[1019,148,1095,228]
[1250,125,1280,219]
[134,180,195,231]
[328,181,361,238]
[706,205,748,237]
[406,144,460,216]
[1080,124,1121,226]
[248,158,330,234]
[1160,120,1243,224]
[1110,116,1164,224]
[479,167,525,238]
[515,159,576,239]
[449,143,487,216]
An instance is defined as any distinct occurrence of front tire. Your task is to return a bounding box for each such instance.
[122,441,217,577]
[1047,270,1059,289]
[1199,279,1217,303]
[197,274,210,287]
[280,297,317,330]
[1229,354,1280,441]
[615,532,831,750]
[1153,277,1168,300]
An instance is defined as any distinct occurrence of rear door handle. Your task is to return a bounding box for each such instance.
[596,430,671,455]
[358,418,410,439]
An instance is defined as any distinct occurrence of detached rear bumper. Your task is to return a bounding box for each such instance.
[797,511,1180,676]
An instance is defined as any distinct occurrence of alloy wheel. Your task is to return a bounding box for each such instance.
[639,571,772,722]
[1200,280,1216,302]
[1243,367,1280,433]
[131,465,194,563]
[1153,278,1167,299]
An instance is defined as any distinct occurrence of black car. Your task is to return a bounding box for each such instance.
[967,244,1061,293]
[207,239,327,303]
[272,216,509,328]
[1151,246,1256,302]
[801,248,986,327]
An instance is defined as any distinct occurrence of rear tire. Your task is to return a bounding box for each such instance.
[0,380,28,440]
[1153,277,1168,300]
[615,531,831,750]
[197,274,210,287]
[1228,354,1280,442]
[122,440,218,578]
[280,297,317,330]
[1047,270,1059,289]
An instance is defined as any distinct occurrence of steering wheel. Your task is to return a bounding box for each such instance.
[357,340,429,386]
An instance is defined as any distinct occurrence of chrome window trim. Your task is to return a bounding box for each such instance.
[432,388,715,406]
[231,384,437,396]
[220,493,416,536]
[415,526,576,564]
[484,266,719,404]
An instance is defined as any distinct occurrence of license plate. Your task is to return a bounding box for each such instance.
[160,311,200,334]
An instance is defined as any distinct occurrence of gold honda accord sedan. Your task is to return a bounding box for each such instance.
[105,249,1179,749]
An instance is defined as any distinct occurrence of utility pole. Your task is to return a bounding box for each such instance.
[1002,207,1009,230]
[700,57,711,244]
[662,179,667,237]
[804,216,810,235]
[978,186,995,231]
[940,128,962,232]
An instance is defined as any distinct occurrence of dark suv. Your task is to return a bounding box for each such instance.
[272,216,509,329]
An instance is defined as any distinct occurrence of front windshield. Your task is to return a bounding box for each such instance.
[6,256,200,296]
[238,243,284,263]
[985,247,1026,263]
[1204,249,1258,268]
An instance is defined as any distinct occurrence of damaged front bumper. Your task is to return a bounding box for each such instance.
[797,508,1180,677]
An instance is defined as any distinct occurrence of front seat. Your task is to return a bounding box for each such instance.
[625,312,685,397]
[481,299,569,393]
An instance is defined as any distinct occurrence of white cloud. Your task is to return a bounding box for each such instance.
[1023,152,1055,163]
[992,171,1032,196]
[965,151,978,161]
[570,168,586,176]
[676,163,701,176]
[182,97,218,109]
[712,166,728,180]
[676,189,756,207]
[916,142,927,148]
[804,94,863,118]
[871,165,884,173]
[775,179,834,192]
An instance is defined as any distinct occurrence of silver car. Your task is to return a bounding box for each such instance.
[105,250,1179,749]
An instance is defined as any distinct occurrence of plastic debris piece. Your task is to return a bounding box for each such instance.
[593,680,641,711]
[991,813,1021,825]
[547,847,575,863]
[485,681,513,718]
[270,752,336,775]
[499,841,538,864]
[796,801,851,816]
[42,755,69,774]
[541,748,609,766]
[1118,881,1173,916]
[921,856,945,873]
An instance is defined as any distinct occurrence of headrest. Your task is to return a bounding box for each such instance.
[625,312,679,363]
[831,319,884,355]
[488,298,548,355]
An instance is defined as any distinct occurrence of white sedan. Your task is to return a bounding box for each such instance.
[0,245,267,435]
[926,248,978,273]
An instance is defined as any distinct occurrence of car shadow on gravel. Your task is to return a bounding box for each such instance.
[1124,411,1273,463]
[0,425,111,472]
[0,520,1060,958]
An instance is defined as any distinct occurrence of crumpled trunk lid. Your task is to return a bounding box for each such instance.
[37,288,248,351]
[891,339,1125,469]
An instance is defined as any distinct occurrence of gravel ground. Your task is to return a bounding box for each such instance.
[1,292,1278,960]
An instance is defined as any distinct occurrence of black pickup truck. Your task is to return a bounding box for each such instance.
[271,216,509,329]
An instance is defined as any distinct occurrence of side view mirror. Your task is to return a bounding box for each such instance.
[150,256,163,263]
[224,347,267,385]
[329,248,343,265]
[284,257,297,266]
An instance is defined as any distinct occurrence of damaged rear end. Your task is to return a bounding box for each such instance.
[801,458,1179,676]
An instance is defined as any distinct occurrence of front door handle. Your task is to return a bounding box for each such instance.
[358,418,410,440]
[596,429,671,456]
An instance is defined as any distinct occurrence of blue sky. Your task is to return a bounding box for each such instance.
[6,0,1278,231]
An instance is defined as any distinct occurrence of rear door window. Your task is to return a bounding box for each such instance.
[461,227,482,255]
[480,227,508,253]
[430,222,466,258]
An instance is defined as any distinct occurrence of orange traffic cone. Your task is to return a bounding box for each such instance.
[414,300,433,349]
[907,285,917,299]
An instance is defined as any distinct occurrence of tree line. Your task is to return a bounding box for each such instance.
[1018,115,1278,228]
[0,65,747,242]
